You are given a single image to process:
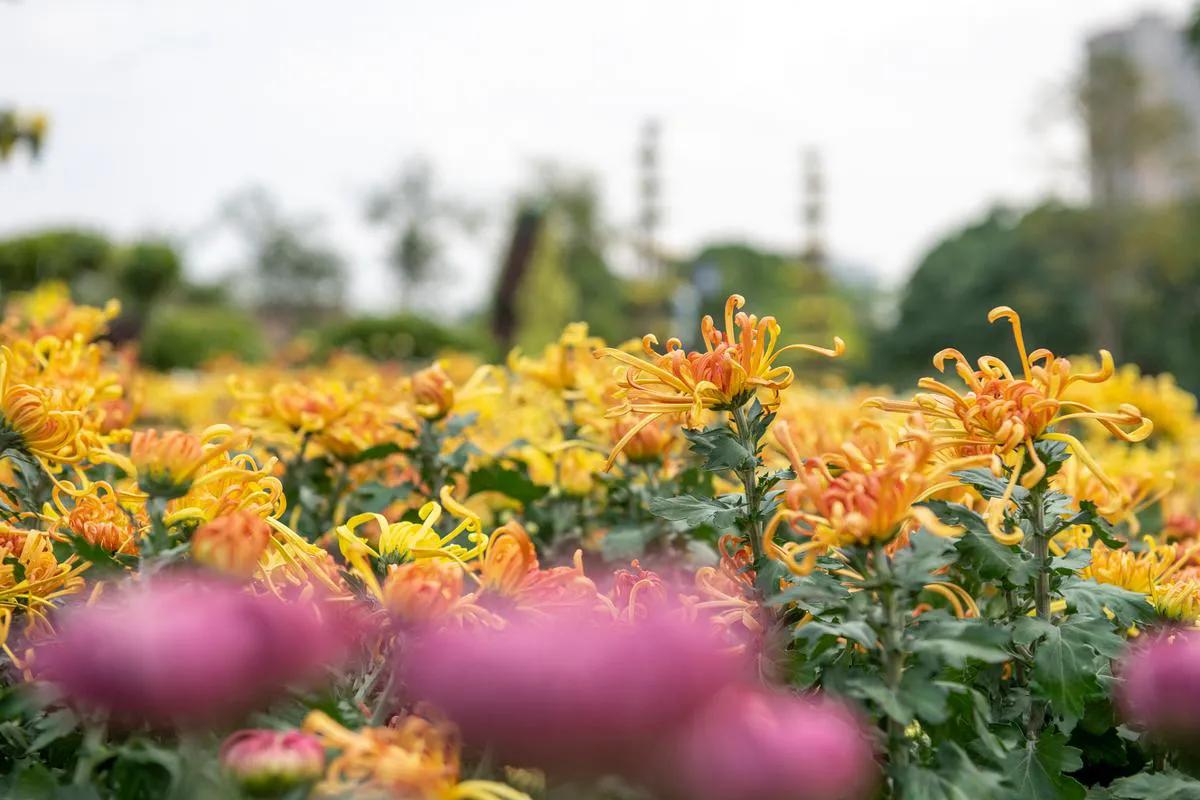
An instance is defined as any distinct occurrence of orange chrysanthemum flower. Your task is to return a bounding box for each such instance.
[595,294,843,468]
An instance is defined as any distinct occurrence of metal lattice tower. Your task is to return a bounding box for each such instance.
[637,118,661,278]
[801,147,825,267]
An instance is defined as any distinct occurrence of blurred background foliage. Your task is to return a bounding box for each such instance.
[5,9,1200,387]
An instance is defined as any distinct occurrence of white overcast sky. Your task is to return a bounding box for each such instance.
[0,0,1192,312]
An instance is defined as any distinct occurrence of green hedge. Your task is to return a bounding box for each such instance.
[314,313,489,361]
[139,305,267,370]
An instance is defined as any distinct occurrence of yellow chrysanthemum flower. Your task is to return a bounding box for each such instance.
[596,294,843,468]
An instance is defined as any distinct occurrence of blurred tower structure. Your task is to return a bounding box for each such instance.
[800,147,826,267]
[1086,13,1200,207]
[636,118,662,279]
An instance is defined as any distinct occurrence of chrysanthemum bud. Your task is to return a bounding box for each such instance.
[191,511,272,578]
[410,363,455,421]
[611,415,673,464]
[666,687,878,800]
[381,559,463,625]
[403,611,748,776]
[220,729,325,797]
[38,576,350,727]
[1117,629,1200,753]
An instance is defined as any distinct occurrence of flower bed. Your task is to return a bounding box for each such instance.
[0,285,1198,798]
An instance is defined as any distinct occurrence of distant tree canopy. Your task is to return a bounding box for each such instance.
[0,229,183,317]
[499,166,630,350]
[682,242,868,376]
[878,201,1200,391]
[219,188,346,317]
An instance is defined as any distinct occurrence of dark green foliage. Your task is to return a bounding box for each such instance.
[139,304,267,370]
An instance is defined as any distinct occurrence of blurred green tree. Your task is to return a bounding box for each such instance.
[365,158,483,309]
[219,187,346,318]
[879,201,1200,391]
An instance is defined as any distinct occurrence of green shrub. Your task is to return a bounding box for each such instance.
[139,305,267,370]
[0,229,112,291]
[315,313,488,361]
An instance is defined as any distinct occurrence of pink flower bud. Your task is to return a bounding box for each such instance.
[220,729,325,797]
[1117,629,1200,752]
[38,576,350,728]
[666,687,878,800]
[402,611,749,776]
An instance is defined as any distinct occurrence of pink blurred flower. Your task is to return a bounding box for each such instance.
[1117,628,1200,751]
[666,686,878,800]
[220,729,325,797]
[38,576,350,727]
[402,611,749,776]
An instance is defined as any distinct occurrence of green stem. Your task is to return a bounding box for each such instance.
[730,403,764,564]
[1026,485,1050,739]
[873,543,909,786]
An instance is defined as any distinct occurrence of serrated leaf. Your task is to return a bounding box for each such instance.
[891,530,958,589]
[600,525,658,560]
[1050,548,1092,574]
[1104,770,1200,799]
[954,467,1029,502]
[1006,732,1086,800]
[927,500,1022,582]
[771,569,851,611]
[648,495,738,528]
[1032,615,1122,722]
[911,618,1012,666]
[896,742,1009,800]
[802,619,878,650]
[26,708,77,752]
[1061,578,1153,628]
[683,426,755,472]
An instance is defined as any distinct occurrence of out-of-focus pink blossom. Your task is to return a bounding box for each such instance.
[666,686,878,800]
[402,611,749,775]
[220,729,325,797]
[38,576,351,727]
[1117,629,1200,751]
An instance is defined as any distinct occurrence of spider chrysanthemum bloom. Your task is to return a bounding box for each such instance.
[122,425,248,498]
[191,512,273,578]
[410,362,457,421]
[302,710,527,800]
[508,322,606,393]
[865,306,1152,543]
[765,415,986,575]
[595,294,844,469]
[0,354,88,465]
[58,483,143,555]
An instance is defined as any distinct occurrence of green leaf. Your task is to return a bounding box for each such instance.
[839,673,911,724]
[1006,732,1086,800]
[953,467,1029,502]
[927,500,1023,582]
[911,618,1012,666]
[341,442,404,464]
[349,481,412,514]
[26,708,77,752]
[683,426,755,472]
[800,619,878,650]
[1061,578,1153,628]
[771,569,851,612]
[648,495,738,529]
[1103,770,1200,800]
[895,743,1009,800]
[1034,438,1072,481]
[1050,548,1092,574]
[891,530,958,589]
[1032,615,1123,722]
[601,525,659,560]
[467,463,549,504]
[1059,500,1125,549]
